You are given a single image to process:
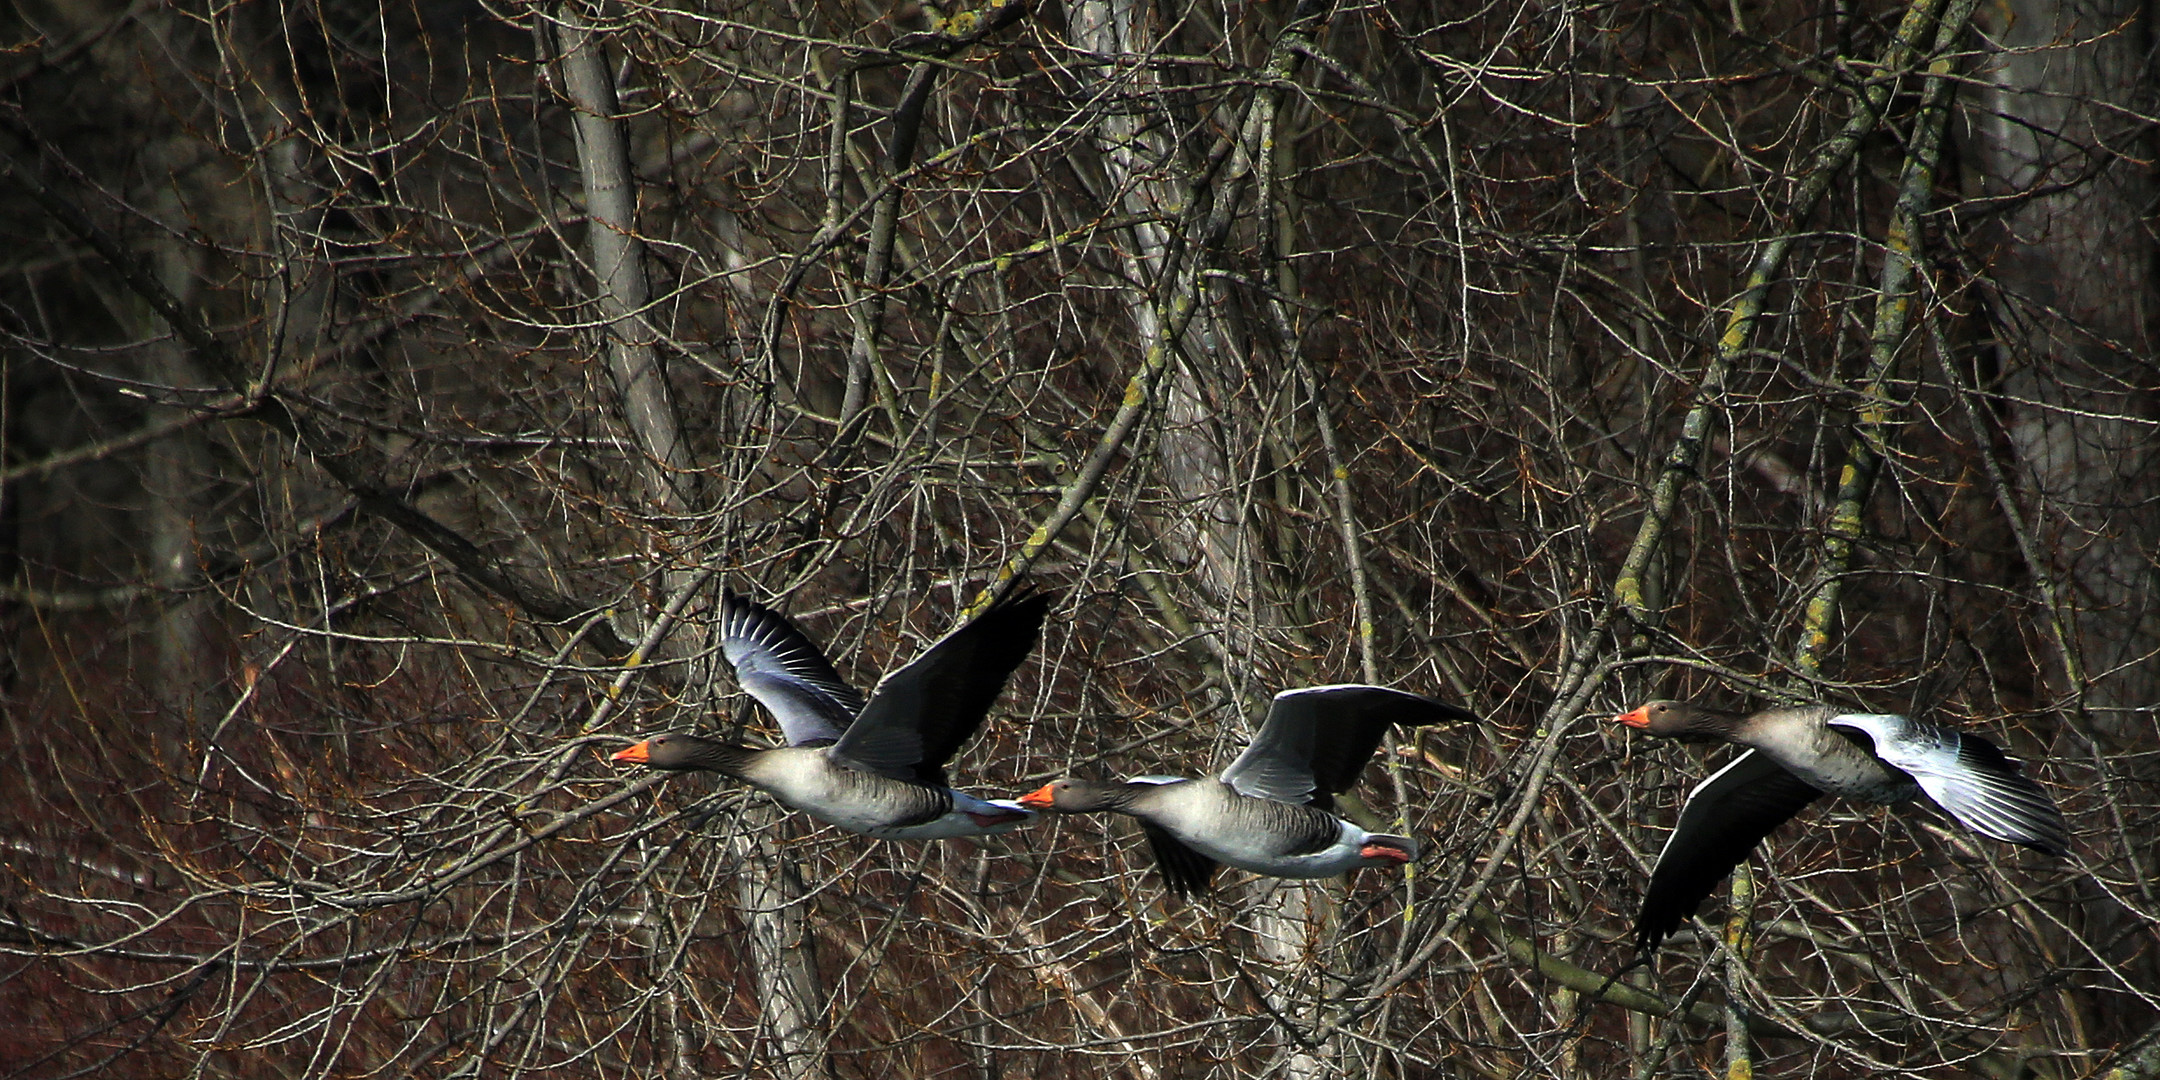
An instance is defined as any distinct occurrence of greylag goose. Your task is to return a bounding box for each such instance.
[612,588,1050,839]
[1017,684,1477,895]
[1613,699,2070,955]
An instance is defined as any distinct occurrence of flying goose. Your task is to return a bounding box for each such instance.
[612,588,1050,839]
[1017,684,1477,895]
[1613,699,2071,955]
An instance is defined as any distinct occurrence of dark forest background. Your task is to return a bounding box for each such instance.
[2,0,2155,1076]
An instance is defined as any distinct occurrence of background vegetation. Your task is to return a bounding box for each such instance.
[2,0,2154,1076]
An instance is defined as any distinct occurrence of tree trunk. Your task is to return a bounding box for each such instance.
[552,12,826,1079]
[1969,0,2157,727]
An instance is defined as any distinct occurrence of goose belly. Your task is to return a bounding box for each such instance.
[1147,787,1373,878]
[867,810,1017,841]
[866,813,978,840]
[865,793,1034,840]
[1759,741,1919,805]
[1786,762,1918,805]
[796,794,934,836]
[744,752,945,835]
[1184,828,1373,879]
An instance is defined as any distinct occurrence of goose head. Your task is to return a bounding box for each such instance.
[611,732,752,772]
[1016,777,1136,812]
[1613,700,1735,739]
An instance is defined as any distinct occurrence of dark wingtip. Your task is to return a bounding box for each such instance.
[1633,931,1664,959]
[991,583,1055,619]
[1431,700,1481,725]
[968,583,1054,637]
[1156,852,1215,898]
[1953,736,2073,857]
[1610,950,1655,980]
[1631,889,1692,959]
[1159,867,1215,900]
[1379,689,1478,727]
[1632,914,1676,959]
[1141,824,1217,899]
[720,588,787,632]
[2023,833,2072,859]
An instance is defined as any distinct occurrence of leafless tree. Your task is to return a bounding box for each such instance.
[3,0,2154,1077]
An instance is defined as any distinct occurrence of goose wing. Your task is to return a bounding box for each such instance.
[1140,823,1219,898]
[1221,684,1475,810]
[828,588,1051,784]
[1827,714,2070,857]
[1635,749,1822,955]
[722,591,866,746]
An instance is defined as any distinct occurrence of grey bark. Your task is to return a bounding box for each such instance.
[1068,5,1331,1077]
[144,179,206,727]
[1970,0,2158,727]
[1966,0,2160,1020]
[553,13,826,1080]
[734,825,830,1080]
[553,9,695,516]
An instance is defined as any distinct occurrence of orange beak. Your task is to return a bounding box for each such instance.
[611,740,652,764]
[1614,706,1651,729]
[1016,783,1057,810]
[1358,842,1413,865]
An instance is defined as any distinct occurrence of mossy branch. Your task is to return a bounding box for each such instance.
[1612,0,1955,624]
[1791,0,1974,678]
